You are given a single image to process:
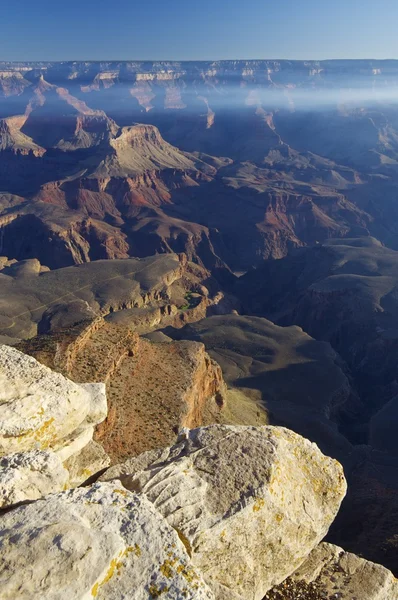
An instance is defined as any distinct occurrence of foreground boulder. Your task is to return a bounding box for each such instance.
[0,481,215,600]
[0,346,394,600]
[0,345,107,456]
[264,542,398,599]
[0,344,109,505]
[101,425,347,599]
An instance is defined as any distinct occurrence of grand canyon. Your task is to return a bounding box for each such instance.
[1,60,398,599]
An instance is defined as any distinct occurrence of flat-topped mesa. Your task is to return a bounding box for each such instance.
[17,318,228,463]
[115,123,167,146]
[90,123,198,179]
[92,335,227,462]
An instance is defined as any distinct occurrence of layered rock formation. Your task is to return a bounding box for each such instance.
[0,194,131,269]
[3,59,398,597]
[0,252,232,344]
[0,83,233,271]
[1,253,239,462]
[3,61,398,271]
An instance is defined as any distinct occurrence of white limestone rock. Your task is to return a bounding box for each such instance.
[0,450,68,508]
[265,542,398,600]
[0,481,215,600]
[64,440,111,486]
[80,382,108,425]
[55,425,95,462]
[0,345,106,456]
[101,425,347,600]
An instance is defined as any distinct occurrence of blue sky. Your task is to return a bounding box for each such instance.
[2,0,398,61]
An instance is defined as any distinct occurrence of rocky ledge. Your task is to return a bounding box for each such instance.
[0,345,397,599]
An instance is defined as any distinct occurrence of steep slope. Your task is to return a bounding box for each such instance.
[0,115,45,155]
[3,64,397,271]
[163,160,369,269]
[0,119,233,273]
[32,122,218,203]
[166,314,355,461]
[93,124,197,176]
[0,62,391,272]
[238,237,398,418]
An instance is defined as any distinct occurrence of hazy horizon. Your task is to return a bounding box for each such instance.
[4,58,398,63]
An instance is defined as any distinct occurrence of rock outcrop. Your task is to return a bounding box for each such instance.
[265,542,398,599]
[0,346,107,460]
[101,425,347,599]
[0,251,233,343]
[0,345,109,505]
[0,450,68,508]
[0,344,107,457]
[63,440,110,487]
[0,201,131,270]
[0,68,375,273]
[94,337,227,462]
[17,319,229,464]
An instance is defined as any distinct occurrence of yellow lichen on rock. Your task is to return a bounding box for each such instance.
[253,498,265,512]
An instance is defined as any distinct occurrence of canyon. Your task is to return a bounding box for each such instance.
[2,60,398,598]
